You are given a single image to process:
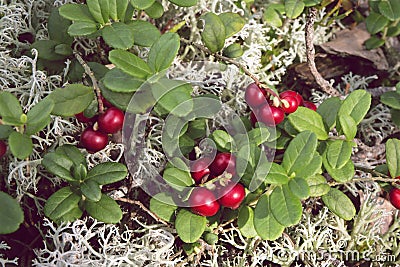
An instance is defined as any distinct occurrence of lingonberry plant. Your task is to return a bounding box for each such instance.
[1,0,400,265]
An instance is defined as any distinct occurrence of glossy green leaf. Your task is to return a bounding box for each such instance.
[145,1,164,19]
[0,125,12,139]
[238,206,258,238]
[101,22,134,49]
[387,25,400,37]
[41,152,75,181]
[326,140,353,169]
[72,164,88,181]
[323,153,354,182]
[87,0,105,24]
[270,185,302,226]
[186,119,207,140]
[59,4,96,23]
[304,0,322,6]
[391,109,400,126]
[288,107,328,140]
[68,21,98,36]
[322,187,356,220]
[179,134,195,156]
[84,193,123,223]
[49,84,94,117]
[0,91,23,126]
[222,43,244,58]
[54,44,73,56]
[116,0,130,21]
[295,153,322,179]
[0,191,24,234]
[31,40,66,61]
[86,162,127,184]
[381,91,400,109]
[109,0,118,20]
[317,96,341,130]
[44,187,83,223]
[386,138,400,178]
[306,174,330,197]
[98,0,110,22]
[201,12,226,53]
[55,145,86,169]
[26,98,54,135]
[263,6,283,27]
[48,8,73,45]
[365,12,389,34]
[128,20,161,47]
[109,49,152,79]
[364,35,385,49]
[148,32,180,73]
[149,193,178,222]
[339,90,372,125]
[265,163,289,185]
[338,114,357,141]
[288,177,310,199]
[254,194,285,240]
[282,131,318,176]
[218,12,245,38]
[168,0,198,7]
[103,68,143,93]
[175,209,207,243]
[163,167,194,190]
[210,130,234,152]
[130,0,155,9]
[285,0,305,18]
[378,0,400,20]
[8,132,33,160]
[80,180,101,202]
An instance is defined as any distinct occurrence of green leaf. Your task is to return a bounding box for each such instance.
[41,152,75,181]
[365,12,389,34]
[31,40,66,61]
[80,180,101,202]
[163,167,194,190]
[254,194,285,240]
[282,131,318,176]
[84,193,123,223]
[288,177,310,199]
[201,12,226,53]
[386,139,400,178]
[109,0,118,20]
[49,84,95,117]
[54,44,73,56]
[0,91,23,126]
[296,153,322,179]
[247,126,271,146]
[323,153,354,182]
[326,140,353,169]
[364,35,385,49]
[381,91,400,109]
[304,0,322,6]
[0,191,24,234]
[265,163,289,185]
[59,4,96,23]
[116,0,129,21]
[98,0,110,23]
[168,0,198,7]
[288,107,328,140]
[218,12,245,38]
[148,32,180,73]
[338,114,357,141]
[128,20,161,47]
[87,0,105,24]
[130,0,155,9]
[145,1,164,19]
[285,0,305,18]
[210,130,234,152]
[317,97,341,130]
[179,134,195,155]
[109,49,153,79]
[68,21,98,36]
[270,185,302,226]
[101,22,134,49]
[175,209,207,243]
[378,0,400,20]
[149,193,178,222]
[72,164,88,181]
[391,109,400,126]
[103,68,143,93]
[321,187,356,220]
[0,125,13,139]
[48,8,73,45]
[263,6,283,27]
[387,25,400,37]
[338,90,371,125]
[25,98,54,135]
[44,187,83,223]
[100,84,134,111]
[222,43,244,58]
[186,119,207,140]
[306,174,330,197]
[55,145,86,168]
[8,132,33,160]
[86,162,127,184]
[238,206,258,238]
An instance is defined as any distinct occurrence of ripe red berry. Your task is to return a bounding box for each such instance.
[210,152,236,177]
[0,141,7,158]
[75,112,97,123]
[390,188,400,209]
[80,127,109,153]
[280,95,299,114]
[97,107,125,134]
[250,111,258,127]
[280,90,303,106]
[218,183,245,209]
[258,104,285,126]
[191,157,213,183]
[303,101,317,111]
[101,95,114,108]
[245,83,267,108]
[189,187,220,217]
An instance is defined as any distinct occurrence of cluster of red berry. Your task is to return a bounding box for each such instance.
[389,178,400,209]
[76,98,124,153]
[244,83,316,127]
[188,152,245,217]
